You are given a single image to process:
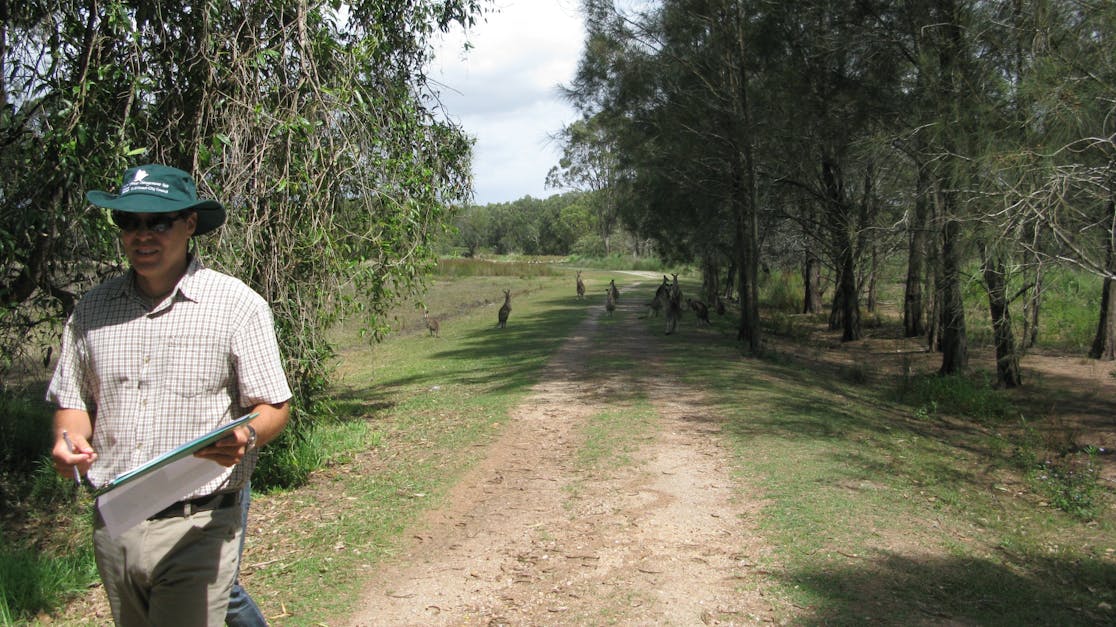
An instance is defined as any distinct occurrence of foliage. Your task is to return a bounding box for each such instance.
[760,269,804,313]
[546,116,624,254]
[449,192,623,257]
[0,394,52,475]
[1,1,486,488]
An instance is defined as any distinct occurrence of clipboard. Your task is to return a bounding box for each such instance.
[95,412,258,496]
[94,412,257,538]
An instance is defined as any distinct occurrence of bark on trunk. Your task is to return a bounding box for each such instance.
[939,216,968,374]
[1089,199,1116,360]
[904,160,930,337]
[803,253,822,314]
[822,160,861,342]
[1091,277,1116,360]
[1022,263,1042,350]
[983,253,1022,387]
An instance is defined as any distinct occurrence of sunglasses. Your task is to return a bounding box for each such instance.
[111,211,188,234]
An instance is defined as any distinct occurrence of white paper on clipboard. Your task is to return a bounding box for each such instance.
[94,413,256,538]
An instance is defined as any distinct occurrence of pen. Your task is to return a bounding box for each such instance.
[61,430,82,485]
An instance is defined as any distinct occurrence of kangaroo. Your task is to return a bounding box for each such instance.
[609,278,620,302]
[605,287,616,317]
[576,271,586,299]
[423,310,440,337]
[665,274,683,335]
[687,298,710,326]
[715,296,726,316]
[647,274,669,317]
[497,289,511,328]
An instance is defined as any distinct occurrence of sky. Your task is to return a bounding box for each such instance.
[431,1,586,206]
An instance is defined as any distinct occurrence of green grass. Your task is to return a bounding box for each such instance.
[0,533,97,624]
[650,313,1115,625]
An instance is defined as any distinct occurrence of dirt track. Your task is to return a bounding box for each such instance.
[346,277,782,625]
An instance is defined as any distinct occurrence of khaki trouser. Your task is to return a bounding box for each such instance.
[93,502,242,626]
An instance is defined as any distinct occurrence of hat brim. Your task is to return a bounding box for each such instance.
[87,190,226,236]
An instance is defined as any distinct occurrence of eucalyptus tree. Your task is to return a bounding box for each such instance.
[1,1,483,477]
[547,116,623,255]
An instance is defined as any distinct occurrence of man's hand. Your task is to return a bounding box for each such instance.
[194,425,254,468]
[193,401,288,467]
[52,409,97,479]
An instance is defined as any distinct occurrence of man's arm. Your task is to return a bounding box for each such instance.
[51,408,97,478]
[195,400,291,467]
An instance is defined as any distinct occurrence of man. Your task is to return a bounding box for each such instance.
[48,164,292,626]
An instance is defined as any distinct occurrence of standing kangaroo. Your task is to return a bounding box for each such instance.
[423,310,440,337]
[497,289,511,328]
[576,271,586,299]
[605,287,616,317]
[665,274,683,335]
[609,278,620,302]
[647,274,669,317]
[687,298,710,326]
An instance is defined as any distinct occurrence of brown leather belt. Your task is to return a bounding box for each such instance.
[148,491,240,520]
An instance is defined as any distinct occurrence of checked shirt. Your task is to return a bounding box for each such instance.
[47,256,292,499]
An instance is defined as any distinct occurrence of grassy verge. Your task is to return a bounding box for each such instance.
[647,303,1115,625]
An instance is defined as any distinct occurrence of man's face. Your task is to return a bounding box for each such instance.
[114,211,198,280]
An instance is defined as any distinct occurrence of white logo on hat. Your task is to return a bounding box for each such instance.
[133,169,149,182]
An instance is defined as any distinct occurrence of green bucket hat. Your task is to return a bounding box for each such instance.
[86,164,226,236]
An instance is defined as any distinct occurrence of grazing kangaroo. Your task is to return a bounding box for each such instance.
[687,298,711,326]
[665,274,683,335]
[605,287,616,317]
[647,274,669,317]
[609,278,620,302]
[423,310,440,337]
[497,289,511,328]
[576,271,586,299]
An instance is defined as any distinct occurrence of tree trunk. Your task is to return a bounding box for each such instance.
[1022,262,1043,350]
[838,250,860,341]
[866,243,879,314]
[904,160,930,337]
[983,251,1022,387]
[1089,204,1116,360]
[701,257,720,305]
[934,0,967,373]
[728,3,761,354]
[822,160,861,341]
[1091,277,1116,360]
[939,215,968,374]
[803,252,822,314]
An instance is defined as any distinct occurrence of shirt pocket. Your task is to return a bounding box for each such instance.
[162,336,230,397]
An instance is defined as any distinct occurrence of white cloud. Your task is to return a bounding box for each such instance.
[432,0,584,205]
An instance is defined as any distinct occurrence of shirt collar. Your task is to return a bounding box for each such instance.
[114,255,206,304]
